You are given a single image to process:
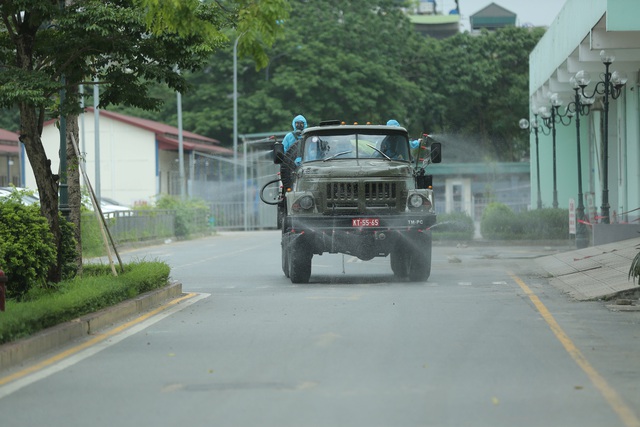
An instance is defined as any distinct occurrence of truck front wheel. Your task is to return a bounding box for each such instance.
[289,238,312,284]
[408,232,432,282]
[391,232,432,282]
[390,250,409,278]
[281,239,290,278]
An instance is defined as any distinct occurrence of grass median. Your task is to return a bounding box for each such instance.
[0,261,170,345]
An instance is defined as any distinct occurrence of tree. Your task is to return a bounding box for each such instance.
[124,0,426,143]
[112,1,543,164]
[429,27,545,160]
[0,0,290,282]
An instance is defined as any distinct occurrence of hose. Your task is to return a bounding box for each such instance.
[260,178,282,205]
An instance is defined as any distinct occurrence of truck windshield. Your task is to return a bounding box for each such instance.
[302,133,410,162]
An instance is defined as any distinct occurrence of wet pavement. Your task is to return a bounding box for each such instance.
[2,235,639,373]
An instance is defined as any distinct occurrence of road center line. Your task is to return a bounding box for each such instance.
[0,292,209,399]
[509,272,640,427]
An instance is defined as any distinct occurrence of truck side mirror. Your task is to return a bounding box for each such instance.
[430,142,442,164]
[273,142,285,164]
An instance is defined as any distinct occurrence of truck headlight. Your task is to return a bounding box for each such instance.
[299,195,314,210]
[409,194,424,208]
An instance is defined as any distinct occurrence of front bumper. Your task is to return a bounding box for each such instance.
[285,213,437,232]
[283,213,436,260]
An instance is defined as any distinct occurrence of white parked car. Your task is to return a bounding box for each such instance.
[98,197,132,214]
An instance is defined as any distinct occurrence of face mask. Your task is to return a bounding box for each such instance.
[295,121,305,131]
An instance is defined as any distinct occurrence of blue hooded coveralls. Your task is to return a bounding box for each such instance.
[282,115,308,152]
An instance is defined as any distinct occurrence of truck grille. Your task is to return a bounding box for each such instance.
[365,182,396,200]
[325,182,398,213]
[327,183,358,200]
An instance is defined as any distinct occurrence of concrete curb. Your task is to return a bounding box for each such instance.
[0,281,182,373]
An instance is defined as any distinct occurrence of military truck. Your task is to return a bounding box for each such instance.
[269,120,441,283]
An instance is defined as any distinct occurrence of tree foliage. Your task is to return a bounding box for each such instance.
[111,1,544,163]
[0,0,290,282]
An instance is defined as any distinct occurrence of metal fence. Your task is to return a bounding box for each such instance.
[85,209,211,245]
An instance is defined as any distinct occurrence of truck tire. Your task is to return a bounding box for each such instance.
[408,232,432,282]
[391,232,432,281]
[281,239,290,278]
[289,238,312,284]
[390,250,409,278]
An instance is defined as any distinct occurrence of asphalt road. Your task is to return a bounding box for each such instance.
[1,231,639,427]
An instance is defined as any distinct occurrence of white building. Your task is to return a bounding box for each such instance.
[0,128,20,187]
[527,0,640,242]
[23,108,232,207]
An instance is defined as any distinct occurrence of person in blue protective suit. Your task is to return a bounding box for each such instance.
[280,114,308,187]
[283,114,307,152]
[387,119,420,149]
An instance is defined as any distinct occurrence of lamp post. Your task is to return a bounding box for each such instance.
[540,93,572,209]
[575,50,627,224]
[58,0,69,218]
[233,35,239,184]
[233,32,247,185]
[567,77,595,248]
[519,112,547,209]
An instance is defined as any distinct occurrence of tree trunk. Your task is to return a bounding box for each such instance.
[19,105,63,283]
[66,106,83,273]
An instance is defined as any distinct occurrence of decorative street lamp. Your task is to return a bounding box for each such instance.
[540,93,572,209]
[567,76,595,248]
[575,50,628,224]
[519,110,549,210]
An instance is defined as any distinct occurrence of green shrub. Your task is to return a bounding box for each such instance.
[155,194,209,238]
[0,261,170,344]
[480,203,570,240]
[518,208,569,239]
[0,199,56,299]
[433,212,474,241]
[480,202,517,239]
[0,197,79,299]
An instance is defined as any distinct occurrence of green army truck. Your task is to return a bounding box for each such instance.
[269,120,441,284]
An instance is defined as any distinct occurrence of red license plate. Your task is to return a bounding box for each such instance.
[352,218,380,227]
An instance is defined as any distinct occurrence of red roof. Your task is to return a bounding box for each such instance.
[45,108,233,156]
[0,129,20,154]
[87,108,233,155]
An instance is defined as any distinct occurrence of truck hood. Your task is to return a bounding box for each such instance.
[299,159,413,179]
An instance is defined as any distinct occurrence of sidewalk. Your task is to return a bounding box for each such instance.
[534,236,640,303]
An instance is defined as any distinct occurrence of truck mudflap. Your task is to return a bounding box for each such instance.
[284,213,437,232]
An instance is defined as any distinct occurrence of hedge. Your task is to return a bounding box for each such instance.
[0,261,171,345]
[480,202,569,240]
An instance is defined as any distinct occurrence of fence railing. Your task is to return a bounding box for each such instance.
[84,209,210,246]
